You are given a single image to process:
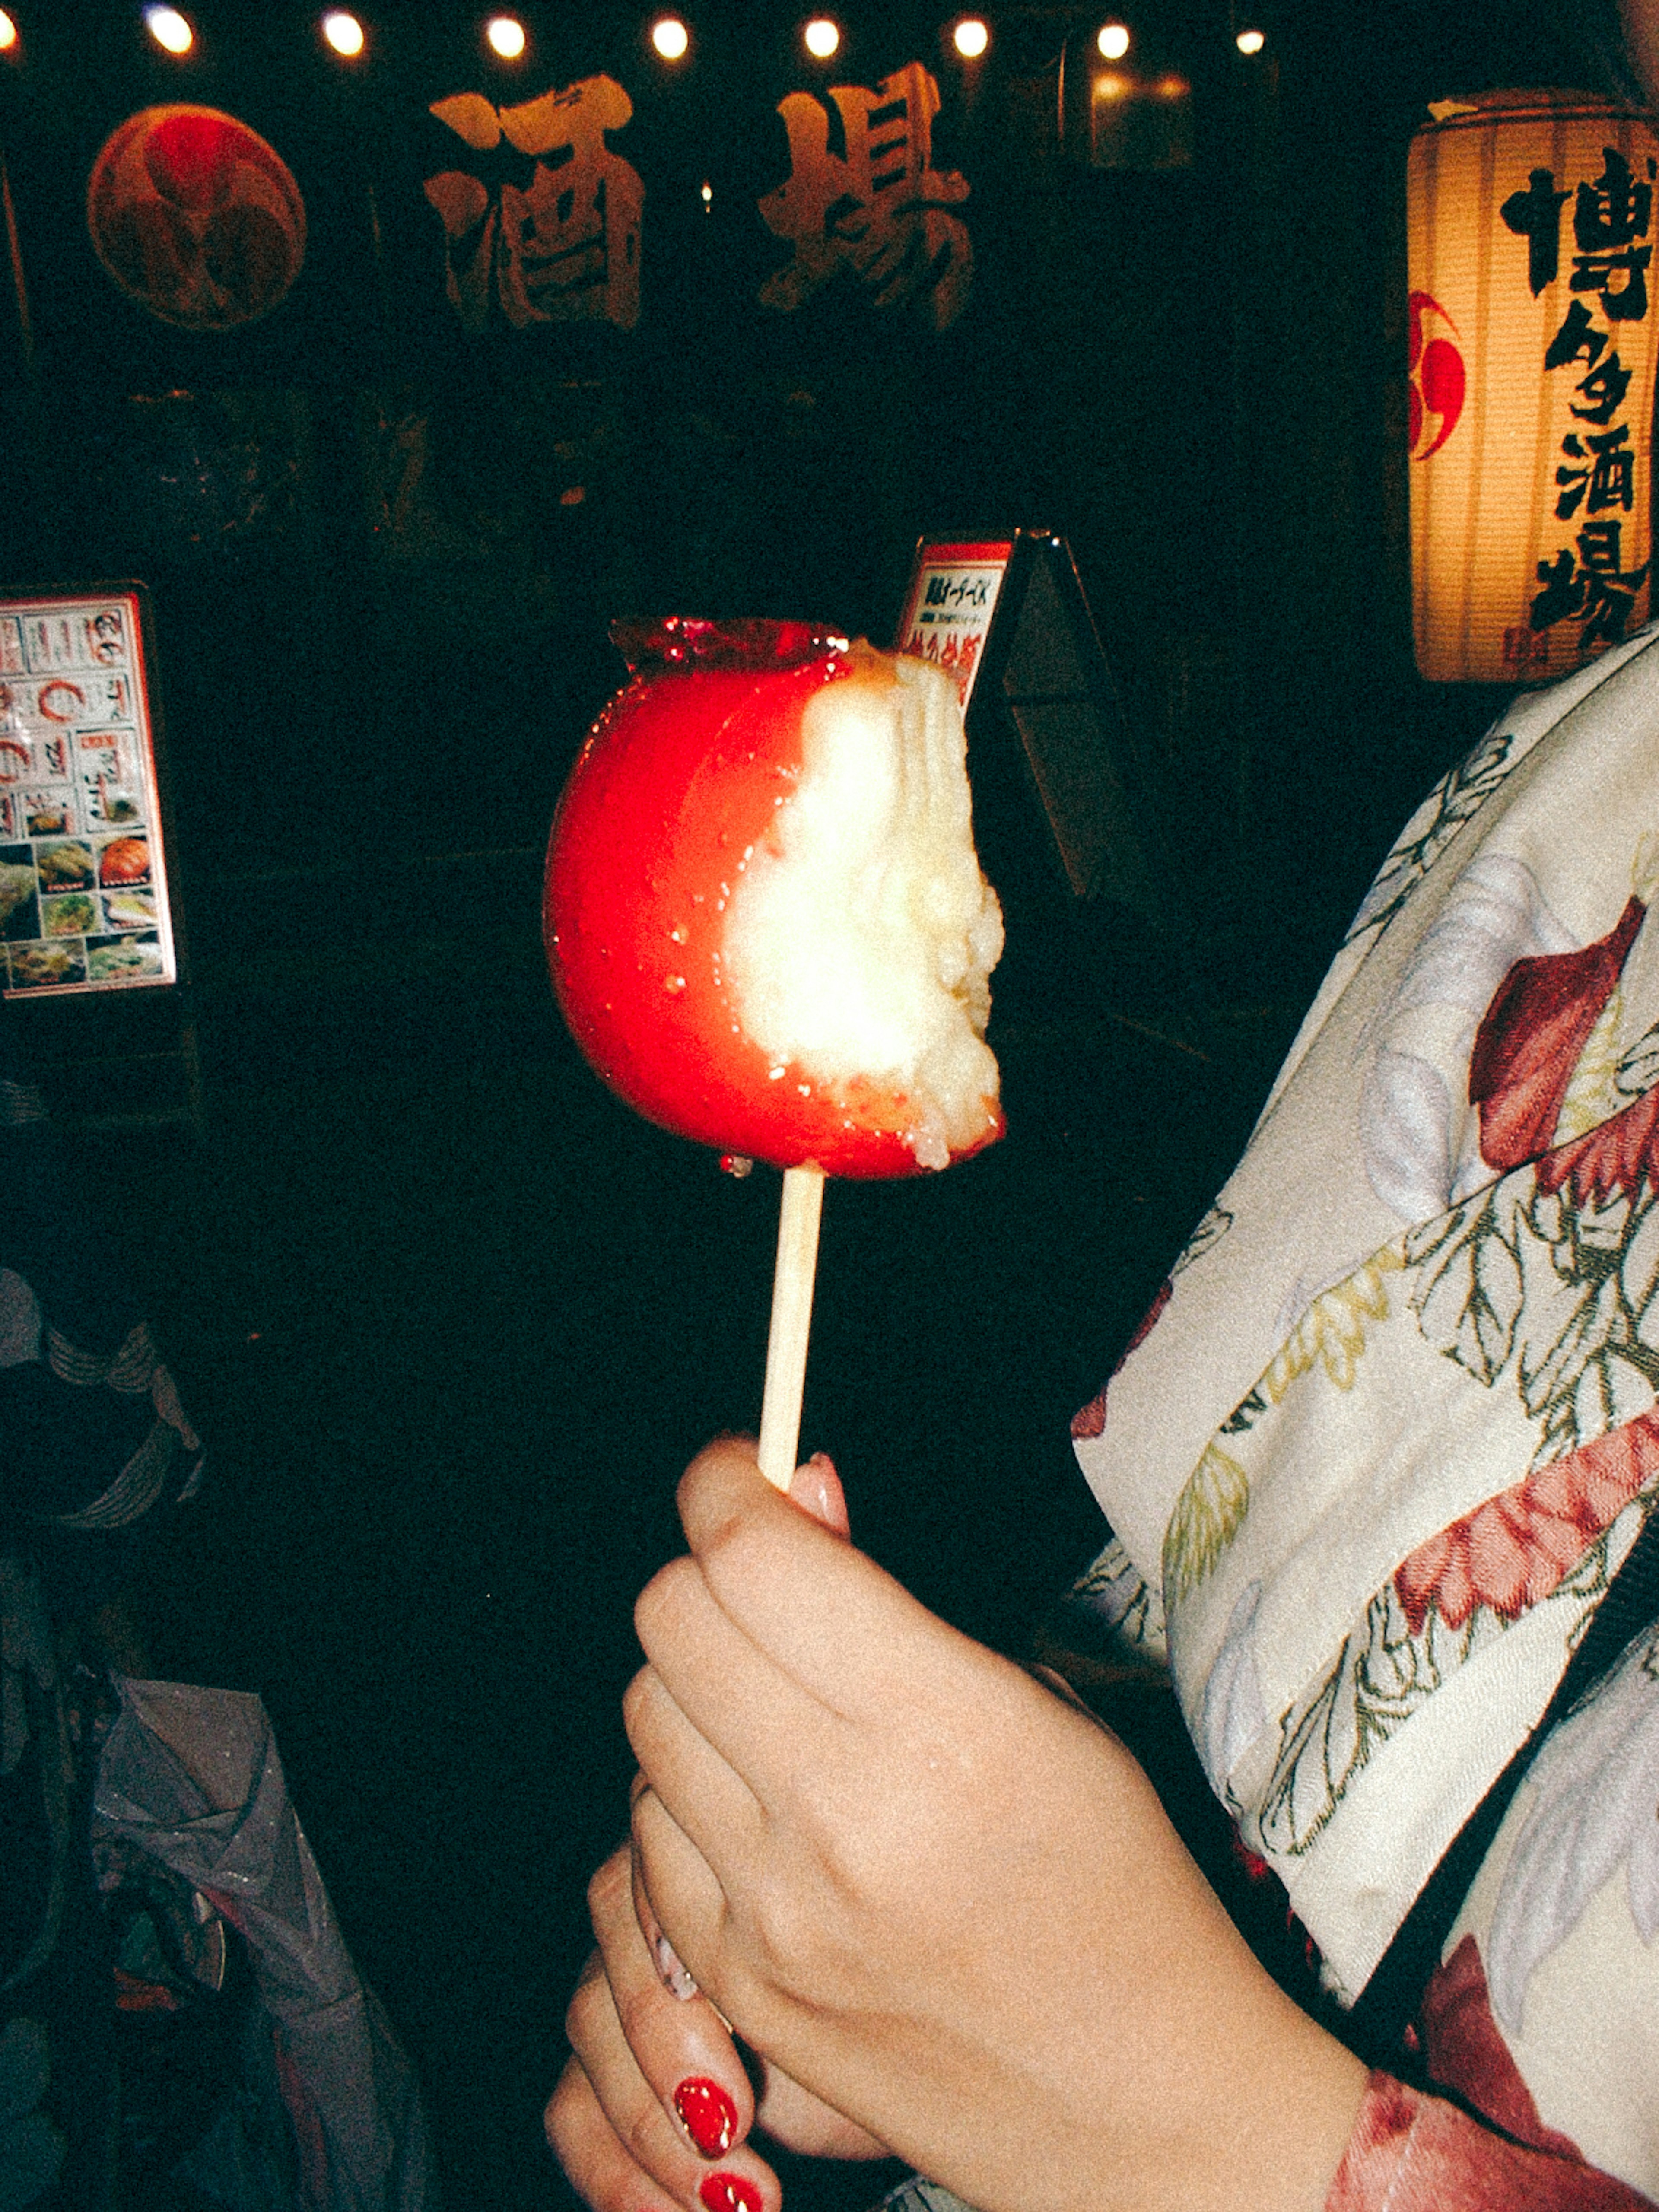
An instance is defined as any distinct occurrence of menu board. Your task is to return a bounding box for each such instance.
[0,590,177,997]
[895,531,1161,913]
[893,540,1014,711]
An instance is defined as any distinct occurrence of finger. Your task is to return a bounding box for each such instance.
[563,1942,780,2212]
[624,1805,718,2014]
[632,1839,701,2002]
[586,1842,755,2159]
[753,2064,891,2161]
[544,2050,682,2212]
[656,1437,963,1709]
[626,1661,788,1885]
[631,1771,739,2007]
[624,1596,834,1816]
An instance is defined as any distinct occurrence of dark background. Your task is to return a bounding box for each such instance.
[0,0,1641,2203]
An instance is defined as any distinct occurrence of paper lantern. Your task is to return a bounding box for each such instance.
[1408,90,1659,683]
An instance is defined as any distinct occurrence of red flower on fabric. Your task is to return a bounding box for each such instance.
[1070,1392,1106,1440]
[1420,1935,1583,2160]
[1121,1277,1172,1367]
[1070,1278,1173,1440]
[1394,1410,1659,1635]
[1328,2069,1646,2209]
[1469,895,1643,1176]
[1537,1077,1659,1206]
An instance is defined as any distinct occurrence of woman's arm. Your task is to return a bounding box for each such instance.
[553,1438,1659,2212]
[623,1436,1367,2212]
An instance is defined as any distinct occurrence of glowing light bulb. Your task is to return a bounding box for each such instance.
[0,12,16,50]
[652,15,689,58]
[486,15,525,58]
[1096,21,1130,59]
[322,10,364,54]
[145,6,194,53]
[804,17,839,58]
[1236,25,1265,53]
[953,18,988,57]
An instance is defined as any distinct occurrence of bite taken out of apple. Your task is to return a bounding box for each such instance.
[543,618,1005,1179]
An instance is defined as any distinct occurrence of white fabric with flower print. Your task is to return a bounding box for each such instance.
[1072,623,1659,2194]
[1436,1625,1659,2190]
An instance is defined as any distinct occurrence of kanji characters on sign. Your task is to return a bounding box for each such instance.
[895,544,1013,710]
[757,62,973,329]
[1503,143,1659,655]
[424,78,643,332]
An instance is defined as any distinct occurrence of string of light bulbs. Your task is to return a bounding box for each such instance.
[0,10,1269,68]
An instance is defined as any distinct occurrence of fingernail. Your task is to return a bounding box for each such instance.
[653,1932,699,2001]
[674,2077,738,2158]
[699,2177,762,2212]
[798,1462,833,1519]
[790,1451,848,1535]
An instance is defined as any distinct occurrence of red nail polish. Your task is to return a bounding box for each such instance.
[675,2077,738,2159]
[699,2174,761,2212]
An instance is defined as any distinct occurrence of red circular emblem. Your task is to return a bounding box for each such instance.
[86,105,306,332]
[1408,289,1465,459]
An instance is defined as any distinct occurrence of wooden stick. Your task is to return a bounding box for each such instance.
[757,1162,826,1490]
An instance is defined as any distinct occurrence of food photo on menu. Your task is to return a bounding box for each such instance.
[0,812,161,991]
[42,891,97,937]
[0,849,40,939]
[79,733,143,828]
[35,839,95,893]
[24,792,72,837]
[86,933,162,983]
[102,887,156,931]
[9,939,87,989]
[98,835,150,889]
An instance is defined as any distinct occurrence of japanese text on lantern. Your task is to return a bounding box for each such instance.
[424,79,643,332]
[1504,144,1656,660]
[1407,95,1659,683]
[759,62,972,330]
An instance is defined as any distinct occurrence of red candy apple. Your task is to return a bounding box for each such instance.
[544,617,1004,1178]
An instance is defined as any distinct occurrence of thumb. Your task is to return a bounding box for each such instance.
[787,1449,850,1538]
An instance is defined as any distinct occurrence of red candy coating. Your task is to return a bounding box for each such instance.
[543,621,1003,1178]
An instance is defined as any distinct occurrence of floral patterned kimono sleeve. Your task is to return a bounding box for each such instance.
[1067,627,1659,2199]
[1328,2075,1654,2210]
